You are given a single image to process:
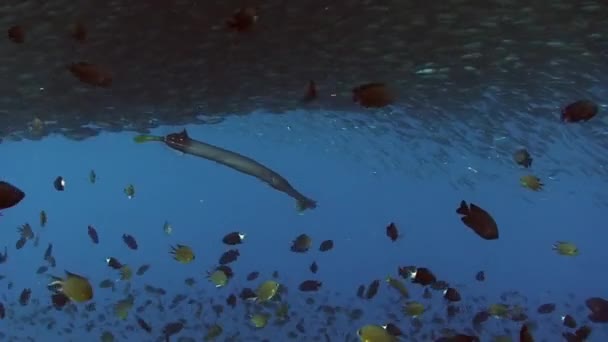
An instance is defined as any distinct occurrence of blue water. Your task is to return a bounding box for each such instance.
[1,110,607,341]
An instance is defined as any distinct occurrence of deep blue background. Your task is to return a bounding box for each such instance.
[0,110,606,341]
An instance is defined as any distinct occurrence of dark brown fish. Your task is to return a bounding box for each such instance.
[239,288,256,300]
[0,181,25,210]
[562,100,598,123]
[222,232,245,245]
[298,280,322,292]
[246,271,259,281]
[519,323,534,342]
[365,280,380,299]
[106,257,123,270]
[71,23,87,42]
[122,234,138,250]
[537,303,556,314]
[475,271,485,281]
[411,267,436,286]
[226,294,237,308]
[0,247,7,264]
[19,288,31,306]
[136,316,152,333]
[15,237,26,249]
[51,293,69,309]
[7,25,24,43]
[456,200,499,240]
[386,222,399,242]
[87,225,99,244]
[443,287,461,302]
[68,62,112,87]
[384,323,403,337]
[563,326,592,342]
[352,83,394,108]
[319,239,333,252]
[162,321,184,338]
[302,80,317,102]
[309,261,318,274]
[219,249,240,265]
[586,297,608,322]
[356,285,365,298]
[226,7,258,32]
[136,264,150,276]
[563,314,577,328]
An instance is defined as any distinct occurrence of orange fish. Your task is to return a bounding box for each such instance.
[7,25,24,44]
[68,62,112,87]
[226,7,258,32]
[456,200,499,240]
[352,83,394,108]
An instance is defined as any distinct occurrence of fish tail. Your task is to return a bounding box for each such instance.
[456,200,469,215]
[296,198,317,212]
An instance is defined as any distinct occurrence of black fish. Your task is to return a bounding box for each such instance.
[226,294,237,308]
[365,280,380,299]
[43,243,53,260]
[222,232,245,245]
[0,247,7,263]
[18,288,31,306]
[309,261,318,274]
[136,316,152,333]
[87,225,99,244]
[53,176,65,191]
[15,237,26,249]
[122,234,138,250]
[162,321,184,338]
[0,181,25,210]
[386,222,399,241]
[106,257,123,270]
[239,288,256,300]
[219,249,239,265]
[246,271,259,281]
[298,280,322,292]
[319,240,334,252]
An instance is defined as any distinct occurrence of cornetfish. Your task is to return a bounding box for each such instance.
[134,129,317,212]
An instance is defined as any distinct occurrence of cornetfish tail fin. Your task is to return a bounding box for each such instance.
[133,135,164,143]
[296,198,317,213]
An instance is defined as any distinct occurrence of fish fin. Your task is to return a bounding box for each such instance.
[456,200,469,215]
[296,198,317,212]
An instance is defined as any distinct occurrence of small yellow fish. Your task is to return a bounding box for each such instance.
[552,241,579,256]
[170,244,195,264]
[250,313,270,328]
[255,280,280,302]
[520,175,543,191]
[357,324,397,342]
[208,270,228,288]
[48,271,93,302]
[488,303,510,318]
[403,302,425,317]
